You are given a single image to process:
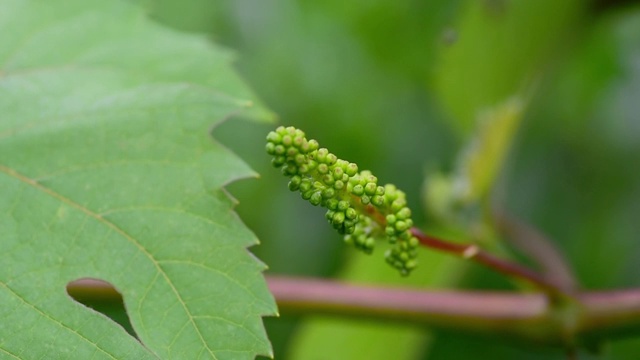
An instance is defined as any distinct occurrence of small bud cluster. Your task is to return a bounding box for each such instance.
[343,215,376,254]
[382,185,419,275]
[266,126,419,276]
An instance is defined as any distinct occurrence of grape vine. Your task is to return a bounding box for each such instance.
[266,126,419,275]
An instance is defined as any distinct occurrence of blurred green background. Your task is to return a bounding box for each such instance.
[134,0,640,358]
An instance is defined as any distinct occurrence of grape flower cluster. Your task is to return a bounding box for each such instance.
[266,126,419,275]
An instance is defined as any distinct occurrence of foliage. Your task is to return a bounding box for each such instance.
[206,1,640,359]
[3,0,640,359]
[0,0,276,359]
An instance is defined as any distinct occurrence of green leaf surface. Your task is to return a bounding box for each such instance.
[0,0,276,359]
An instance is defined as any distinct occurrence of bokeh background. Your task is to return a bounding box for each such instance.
[134,0,640,358]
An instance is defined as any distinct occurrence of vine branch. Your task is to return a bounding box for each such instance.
[410,227,570,297]
[67,276,640,347]
[359,202,569,296]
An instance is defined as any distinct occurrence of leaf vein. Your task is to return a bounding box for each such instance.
[0,345,22,359]
[0,281,119,359]
[0,164,219,359]
[158,260,272,311]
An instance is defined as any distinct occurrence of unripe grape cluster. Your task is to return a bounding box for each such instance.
[381,185,419,274]
[266,126,419,276]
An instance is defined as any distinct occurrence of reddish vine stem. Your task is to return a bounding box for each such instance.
[410,227,569,297]
[67,277,640,347]
[362,202,569,296]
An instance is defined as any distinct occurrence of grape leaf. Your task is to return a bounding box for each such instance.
[0,0,276,359]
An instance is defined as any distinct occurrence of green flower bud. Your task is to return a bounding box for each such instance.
[348,175,361,185]
[271,156,286,167]
[391,199,405,212]
[395,221,408,232]
[345,163,358,176]
[386,214,397,224]
[317,163,329,174]
[282,135,292,146]
[385,226,396,236]
[384,184,398,200]
[338,159,350,167]
[299,180,312,193]
[316,148,329,163]
[365,174,377,184]
[345,207,358,220]
[265,142,277,155]
[266,131,281,143]
[325,210,335,220]
[399,251,409,262]
[334,180,344,190]
[298,164,310,173]
[294,154,306,165]
[306,160,318,171]
[293,135,304,148]
[322,188,336,199]
[286,148,298,159]
[301,189,313,200]
[333,167,344,180]
[372,195,384,207]
[307,139,319,152]
[322,174,335,186]
[337,200,350,211]
[360,195,370,205]
[332,211,345,224]
[396,207,411,220]
[325,198,339,210]
[326,153,337,165]
[364,182,377,196]
[288,176,301,191]
[309,192,322,206]
[352,184,364,196]
[281,164,296,176]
